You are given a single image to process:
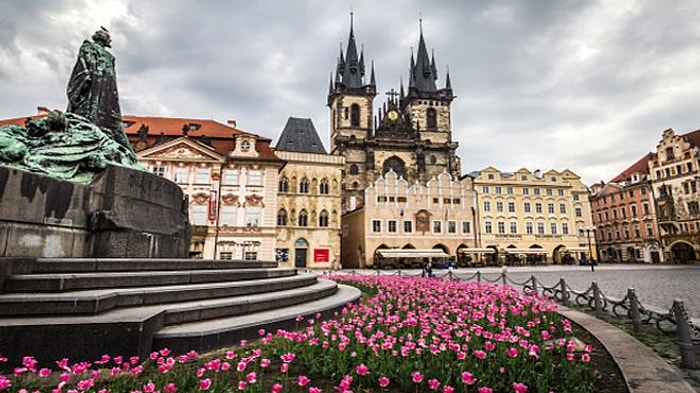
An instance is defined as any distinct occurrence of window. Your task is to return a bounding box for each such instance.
[634,225,641,238]
[558,189,564,196]
[508,202,515,213]
[631,204,637,217]
[298,210,309,227]
[319,210,330,227]
[319,178,330,194]
[482,186,490,194]
[387,220,397,233]
[546,188,553,196]
[245,206,261,227]
[462,221,471,234]
[496,201,503,212]
[621,206,627,218]
[349,164,359,175]
[522,188,529,195]
[278,177,289,193]
[646,224,653,237]
[562,222,569,235]
[151,166,165,177]
[507,187,514,195]
[534,188,541,196]
[524,202,531,213]
[550,222,557,235]
[509,222,517,234]
[447,221,457,234]
[547,203,555,214]
[559,204,567,214]
[372,220,381,233]
[537,222,545,234]
[191,205,207,225]
[643,203,650,215]
[194,167,210,184]
[573,194,579,201]
[220,205,237,226]
[575,208,582,218]
[433,220,442,233]
[497,221,505,234]
[665,147,674,160]
[525,222,533,234]
[222,169,239,185]
[688,201,700,215]
[277,209,287,226]
[240,140,251,152]
[174,167,189,183]
[244,252,257,261]
[247,170,262,186]
[495,186,502,194]
[535,203,543,213]
[426,108,437,129]
[219,252,233,260]
[484,201,491,212]
[403,220,413,233]
[485,221,493,234]
[350,104,360,127]
[629,190,635,198]
[299,178,310,194]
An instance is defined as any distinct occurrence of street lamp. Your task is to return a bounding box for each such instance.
[579,225,596,269]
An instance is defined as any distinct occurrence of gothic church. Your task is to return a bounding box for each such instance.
[328,17,461,213]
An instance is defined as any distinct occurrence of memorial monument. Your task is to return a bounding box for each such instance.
[0,28,189,258]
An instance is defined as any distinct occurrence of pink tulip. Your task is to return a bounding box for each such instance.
[199,378,212,390]
[164,383,177,393]
[461,371,476,385]
[271,383,283,393]
[513,382,528,393]
[237,381,247,390]
[411,371,424,383]
[247,372,257,383]
[478,387,493,393]
[428,378,441,390]
[355,364,370,376]
[378,376,390,387]
[298,375,311,387]
[443,385,455,393]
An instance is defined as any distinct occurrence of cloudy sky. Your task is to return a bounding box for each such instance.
[2,0,700,185]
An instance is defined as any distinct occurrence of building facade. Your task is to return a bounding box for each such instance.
[648,128,700,263]
[126,115,285,260]
[274,117,344,269]
[328,19,460,214]
[471,167,596,265]
[589,154,662,263]
[341,170,476,269]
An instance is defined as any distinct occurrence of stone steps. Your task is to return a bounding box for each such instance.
[0,258,361,365]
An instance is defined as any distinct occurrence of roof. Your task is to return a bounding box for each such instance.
[275,117,327,154]
[610,152,653,183]
[683,128,700,147]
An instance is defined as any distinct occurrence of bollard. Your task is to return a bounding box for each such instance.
[476,271,482,283]
[672,299,699,369]
[559,278,569,306]
[531,275,538,296]
[628,288,643,336]
[592,282,603,319]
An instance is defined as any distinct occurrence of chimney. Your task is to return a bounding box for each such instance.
[37,106,51,115]
[227,119,237,128]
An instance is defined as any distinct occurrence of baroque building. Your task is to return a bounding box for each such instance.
[125,115,285,260]
[589,154,662,263]
[471,167,595,265]
[328,18,460,213]
[274,117,343,269]
[648,128,700,262]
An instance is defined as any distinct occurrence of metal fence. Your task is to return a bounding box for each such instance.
[315,268,700,369]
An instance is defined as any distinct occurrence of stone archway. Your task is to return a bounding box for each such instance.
[669,242,697,264]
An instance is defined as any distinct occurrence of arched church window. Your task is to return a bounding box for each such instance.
[299,210,308,227]
[278,177,289,193]
[299,178,310,194]
[319,178,329,194]
[277,209,287,226]
[350,104,361,127]
[349,164,359,175]
[319,210,329,227]
[382,156,406,179]
[426,108,437,130]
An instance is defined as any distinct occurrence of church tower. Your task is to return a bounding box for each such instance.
[330,17,459,214]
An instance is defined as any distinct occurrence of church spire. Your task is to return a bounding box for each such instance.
[337,12,363,88]
[410,19,438,92]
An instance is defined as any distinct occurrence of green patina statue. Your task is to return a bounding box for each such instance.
[0,27,142,183]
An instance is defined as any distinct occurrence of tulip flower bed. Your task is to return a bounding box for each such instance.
[0,275,599,393]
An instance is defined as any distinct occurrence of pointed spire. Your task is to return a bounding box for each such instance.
[328,72,334,95]
[359,46,365,78]
[408,48,416,89]
[370,60,376,86]
[412,19,437,92]
[400,77,405,98]
[338,12,363,88]
[445,65,452,90]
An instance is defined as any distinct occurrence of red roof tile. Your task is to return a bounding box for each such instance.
[610,152,653,183]
[683,128,700,148]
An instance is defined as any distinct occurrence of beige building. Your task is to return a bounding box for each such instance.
[341,170,477,269]
[471,167,596,265]
[127,116,285,260]
[274,118,344,269]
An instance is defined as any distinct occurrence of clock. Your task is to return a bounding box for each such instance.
[387,110,399,121]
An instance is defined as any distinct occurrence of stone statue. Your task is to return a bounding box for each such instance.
[0,28,142,183]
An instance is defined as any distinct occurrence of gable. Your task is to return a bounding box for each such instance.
[137,138,223,162]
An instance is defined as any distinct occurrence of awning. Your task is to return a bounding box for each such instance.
[564,247,589,253]
[503,248,548,254]
[377,249,449,258]
[458,248,496,254]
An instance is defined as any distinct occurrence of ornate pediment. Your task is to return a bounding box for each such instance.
[137,138,223,162]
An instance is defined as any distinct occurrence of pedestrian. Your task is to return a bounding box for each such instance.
[590,259,596,272]
[422,260,434,278]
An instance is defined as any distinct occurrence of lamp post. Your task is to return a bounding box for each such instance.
[580,226,596,271]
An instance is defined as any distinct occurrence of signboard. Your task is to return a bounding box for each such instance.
[314,248,330,263]
[208,190,217,221]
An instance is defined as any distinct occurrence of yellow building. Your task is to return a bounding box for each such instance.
[471,167,596,265]
[341,170,477,269]
[274,117,344,269]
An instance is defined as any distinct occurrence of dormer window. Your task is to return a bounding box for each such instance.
[241,140,251,152]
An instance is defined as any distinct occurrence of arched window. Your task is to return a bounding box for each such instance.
[319,210,329,227]
[277,209,287,226]
[350,104,361,127]
[349,164,359,175]
[352,181,359,189]
[299,178,309,194]
[382,156,406,178]
[426,107,437,129]
[299,210,308,227]
[319,178,329,195]
[278,177,289,193]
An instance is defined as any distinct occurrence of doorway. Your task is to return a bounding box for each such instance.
[294,238,309,268]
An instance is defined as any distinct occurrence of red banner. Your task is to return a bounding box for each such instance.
[314,248,330,263]
[208,190,217,221]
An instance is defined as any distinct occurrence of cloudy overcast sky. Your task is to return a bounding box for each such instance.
[2,0,700,185]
